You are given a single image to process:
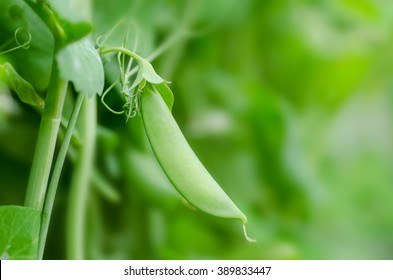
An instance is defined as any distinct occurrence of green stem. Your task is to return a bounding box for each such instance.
[37,93,85,260]
[100,46,144,61]
[66,95,97,259]
[65,145,121,203]
[24,61,68,211]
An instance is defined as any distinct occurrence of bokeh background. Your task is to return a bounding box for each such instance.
[1,0,393,259]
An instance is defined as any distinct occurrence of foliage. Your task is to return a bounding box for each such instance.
[1,0,393,260]
[0,205,40,260]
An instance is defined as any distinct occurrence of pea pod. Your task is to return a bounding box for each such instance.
[141,86,253,240]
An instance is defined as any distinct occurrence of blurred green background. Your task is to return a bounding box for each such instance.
[1,0,393,259]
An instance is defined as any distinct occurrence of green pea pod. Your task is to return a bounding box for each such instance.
[141,86,254,241]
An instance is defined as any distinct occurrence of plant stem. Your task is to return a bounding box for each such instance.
[37,93,85,260]
[66,95,97,260]
[24,61,68,211]
[100,46,144,61]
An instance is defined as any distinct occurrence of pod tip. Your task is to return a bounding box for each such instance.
[242,223,257,243]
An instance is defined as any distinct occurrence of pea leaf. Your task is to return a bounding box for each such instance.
[57,21,92,48]
[0,62,44,109]
[48,0,92,46]
[0,0,54,93]
[24,0,92,47]
[48,0,92,23]
[131,58,165,89]
[56,38,104,97]
[0,205,41,260]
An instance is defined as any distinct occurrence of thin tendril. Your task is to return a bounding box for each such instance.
[102,26,185,80]
[125,85,142,122]
[95,19,126,48]
[97,22,142,120]
[126,28,139,75]
[0,38,14,52]
[0,28,32,55]
[108,25,143,122]
[118,26,130,96]
[242,223,256,243]
[117,52,126,88]
[99,21,178,121]
[101,80,125,115]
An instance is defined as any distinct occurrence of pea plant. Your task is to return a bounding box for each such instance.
[0,0,253,260]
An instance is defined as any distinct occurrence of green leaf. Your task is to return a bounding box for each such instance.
[0,0,54,93]
[0,205,41,260]
[0,62,44,109]
[57,38,104,97]
[152,82,174,111]
[48,0,92,24]
[57,21,92,48]
[131,58,165,89]
[24,0,92,47]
